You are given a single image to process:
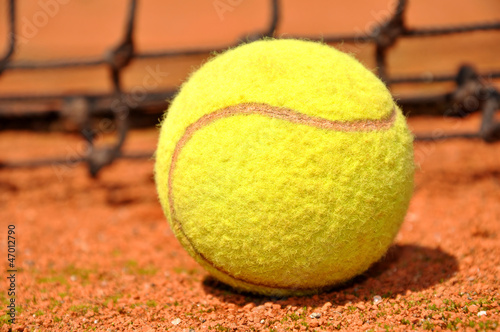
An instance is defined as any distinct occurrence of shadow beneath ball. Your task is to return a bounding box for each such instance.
[201,244,458,307]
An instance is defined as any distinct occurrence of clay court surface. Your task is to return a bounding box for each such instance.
[0,115,499,331]
[1,0,500,331]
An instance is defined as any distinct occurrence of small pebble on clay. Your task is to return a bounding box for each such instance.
[310,312,322,319]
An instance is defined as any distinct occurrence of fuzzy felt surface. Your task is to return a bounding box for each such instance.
[155,39,414,296]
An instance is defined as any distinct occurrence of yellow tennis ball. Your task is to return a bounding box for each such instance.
[155,39,414,296]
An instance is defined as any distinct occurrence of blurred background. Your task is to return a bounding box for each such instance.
[0,0,499,176]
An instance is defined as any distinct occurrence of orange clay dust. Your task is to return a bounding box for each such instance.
[0,112,499,331]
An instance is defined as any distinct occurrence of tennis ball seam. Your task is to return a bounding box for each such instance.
[167,102,397,290]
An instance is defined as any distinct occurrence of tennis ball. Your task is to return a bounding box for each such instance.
[155,39,414,296]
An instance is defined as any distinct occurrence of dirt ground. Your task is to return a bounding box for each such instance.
[0,112,499,331]
[1,0,500,331]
